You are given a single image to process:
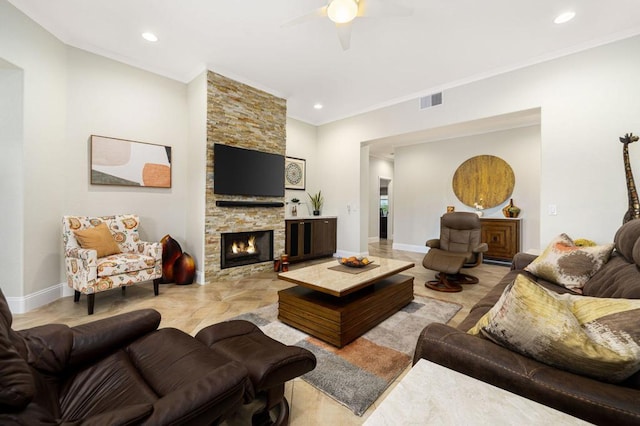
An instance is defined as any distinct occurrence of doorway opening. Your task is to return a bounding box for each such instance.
[379,177,391,239]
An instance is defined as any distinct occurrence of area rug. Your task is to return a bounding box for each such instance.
[230,295,461,416]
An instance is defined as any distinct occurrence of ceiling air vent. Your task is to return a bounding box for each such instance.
[419,92,442,110]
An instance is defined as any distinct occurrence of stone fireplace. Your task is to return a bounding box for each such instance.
[205,71,286,280]
[220,230,274,269]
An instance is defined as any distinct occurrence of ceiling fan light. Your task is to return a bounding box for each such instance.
[327,0,358,24]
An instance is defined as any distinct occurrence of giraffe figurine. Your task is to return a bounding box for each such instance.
[620,132,640,224]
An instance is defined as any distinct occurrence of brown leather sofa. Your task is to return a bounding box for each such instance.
[0,290,316,425]
[413,219,640,425]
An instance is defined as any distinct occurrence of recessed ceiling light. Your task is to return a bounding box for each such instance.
[142,32,158,42]
[313,103,323,110]
[554,11,576,24]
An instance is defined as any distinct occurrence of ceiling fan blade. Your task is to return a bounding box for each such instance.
[359,0,413,18]
[281,6,327,28]
[356,0,367,17]
[336,22,353,51]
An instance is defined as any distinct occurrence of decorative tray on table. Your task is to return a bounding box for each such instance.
[338,257,374,268]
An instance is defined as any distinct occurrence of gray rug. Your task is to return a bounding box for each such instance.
[231,295,461,416]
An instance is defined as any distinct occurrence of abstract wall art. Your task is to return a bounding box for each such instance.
[90,135,172,188]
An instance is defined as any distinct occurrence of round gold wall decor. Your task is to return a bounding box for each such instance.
[452,155,515,209]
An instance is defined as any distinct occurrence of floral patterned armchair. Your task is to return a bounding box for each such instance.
[62,214,162,314]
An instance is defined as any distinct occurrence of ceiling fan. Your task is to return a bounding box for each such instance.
[283,0,413,50]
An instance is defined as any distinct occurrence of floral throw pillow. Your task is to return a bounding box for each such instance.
[524,233,614,293]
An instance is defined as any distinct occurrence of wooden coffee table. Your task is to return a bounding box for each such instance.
[277,257,415,347]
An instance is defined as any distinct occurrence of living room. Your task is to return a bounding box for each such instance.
[3,0,640,310]
[2,1,640,423]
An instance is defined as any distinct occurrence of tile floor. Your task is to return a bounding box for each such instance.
[11,240,509,425]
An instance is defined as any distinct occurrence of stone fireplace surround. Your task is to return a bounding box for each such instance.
[205,71,286,280]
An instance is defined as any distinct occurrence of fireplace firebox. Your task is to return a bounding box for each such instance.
[220,230,274,269]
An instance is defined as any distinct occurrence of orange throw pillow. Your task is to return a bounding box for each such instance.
[73,222,121,258]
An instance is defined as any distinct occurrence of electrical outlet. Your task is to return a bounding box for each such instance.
[548,204,557,216]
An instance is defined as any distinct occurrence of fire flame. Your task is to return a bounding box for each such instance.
[231,235,256,254]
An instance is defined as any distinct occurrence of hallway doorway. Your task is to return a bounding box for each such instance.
[379,177,391,240]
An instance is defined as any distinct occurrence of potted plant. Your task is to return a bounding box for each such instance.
[308,191,323,216]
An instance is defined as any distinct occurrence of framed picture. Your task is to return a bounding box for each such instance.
[90,135,172,188]
[285,156,306,190]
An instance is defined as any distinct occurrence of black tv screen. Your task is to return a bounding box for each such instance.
[214,144,285,197]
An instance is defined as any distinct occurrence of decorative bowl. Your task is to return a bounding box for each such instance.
[339,257,373,268]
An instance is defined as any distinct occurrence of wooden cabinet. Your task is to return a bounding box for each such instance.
[313,218,337,257]
[286,218,337,262]
[286,219,312,262]
[480,218,521,262]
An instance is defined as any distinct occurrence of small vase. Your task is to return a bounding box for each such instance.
[502,198,521,218]
[291,204,297,217]
[313,210,320,216]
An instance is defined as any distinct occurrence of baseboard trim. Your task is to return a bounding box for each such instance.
[6,282,68,314]
[61,285,75,298]
[391,243,428,254]
[9,268,221,313]
[368,236,380,243]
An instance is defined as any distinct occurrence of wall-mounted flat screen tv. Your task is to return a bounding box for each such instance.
[213,144,285,197]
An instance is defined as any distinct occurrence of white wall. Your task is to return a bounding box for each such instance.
[0,0,67,303]
[393,125,540,252]
[0,62,24,298]
[359,145,370,254]
[0,2,191,309]
[318,35,640,254]
[368,157,394,240]
[285,118,318,217]
[316,121,366,254]
[65,47,189,245]
[185,71,207,283]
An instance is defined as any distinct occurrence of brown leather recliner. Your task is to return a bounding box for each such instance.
[422,212,488,292]
[0,290,316,425]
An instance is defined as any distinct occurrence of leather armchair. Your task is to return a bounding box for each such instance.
[422,212,488,292]
[0,289,248,425]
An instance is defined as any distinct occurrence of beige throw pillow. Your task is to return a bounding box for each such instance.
[524,233,614,293]
[468,274,640,383]
[73,222,121,258]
